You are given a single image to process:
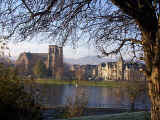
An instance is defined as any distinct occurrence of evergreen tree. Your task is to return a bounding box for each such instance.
[33,60,47,78]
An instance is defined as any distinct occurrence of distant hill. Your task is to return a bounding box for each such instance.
[64,56,116,65]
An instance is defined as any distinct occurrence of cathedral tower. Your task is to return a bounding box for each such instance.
[48,45,63,79]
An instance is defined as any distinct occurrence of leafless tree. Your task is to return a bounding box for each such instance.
[0,0,160,119]
[0,0,142,57]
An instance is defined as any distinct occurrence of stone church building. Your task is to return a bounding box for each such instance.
[16,45,63,78]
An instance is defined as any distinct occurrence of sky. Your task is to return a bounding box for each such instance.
[7,41,99,60]
[0,29,100,60]
[0,1,139,62]
[4,38,135,62]
[3,31,134,61]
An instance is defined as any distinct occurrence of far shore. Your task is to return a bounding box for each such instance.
[34,79,145,88]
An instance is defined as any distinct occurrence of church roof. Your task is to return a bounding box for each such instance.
[28,53,47,58]
[16,52,48,66]
[26,53,48,62]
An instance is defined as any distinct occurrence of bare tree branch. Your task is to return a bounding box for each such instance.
[21,0,34,15]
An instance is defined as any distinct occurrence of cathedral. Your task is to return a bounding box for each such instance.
[16,45,63,79]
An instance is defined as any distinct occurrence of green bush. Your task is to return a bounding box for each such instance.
[33,60,47,78]
[63,88,88,118]
[0,63,42,120]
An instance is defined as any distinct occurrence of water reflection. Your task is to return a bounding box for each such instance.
[27,84,150,109]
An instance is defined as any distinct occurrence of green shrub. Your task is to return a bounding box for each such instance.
[33,60,47,78]
[63,88,88,118]
[0,63,42,120]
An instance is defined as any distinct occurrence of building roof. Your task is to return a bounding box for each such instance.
[16,52,48,66]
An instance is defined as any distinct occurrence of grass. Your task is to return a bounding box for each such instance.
[35,79,131,88]
[75,80,121,87]
[57,111,150,120]
[36,79,75,85]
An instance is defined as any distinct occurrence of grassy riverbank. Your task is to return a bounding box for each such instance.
[35,79,131,87]
[58,111,150,120]
[36,79,75,85]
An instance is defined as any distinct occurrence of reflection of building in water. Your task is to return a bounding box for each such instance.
[39,84,65,107]
[113,88,128,105]
[98,57,145,81]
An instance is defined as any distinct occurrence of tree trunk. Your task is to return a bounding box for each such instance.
[148,67,160,120]
[130,100,135,112]
[143,29,160,120]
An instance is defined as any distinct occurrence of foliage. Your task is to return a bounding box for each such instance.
[33,60,47,78]
[63,88,88,118]
[63,64,76,80]
[0,0,140,58]
[55,68,64,80]
[0,63,42,120]
[75,68,85,81]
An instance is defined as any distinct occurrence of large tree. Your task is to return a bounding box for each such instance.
[110,1,160,120]
[0,0,159,119]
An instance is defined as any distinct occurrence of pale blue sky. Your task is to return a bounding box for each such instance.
[8,42,99,60]
[5,30,100,60]
[7,40,135,61]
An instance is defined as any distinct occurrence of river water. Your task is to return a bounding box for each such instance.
[26,84,150,110]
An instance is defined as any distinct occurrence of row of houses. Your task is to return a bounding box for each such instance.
[70,57,145,81]
[97,57,145,81]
